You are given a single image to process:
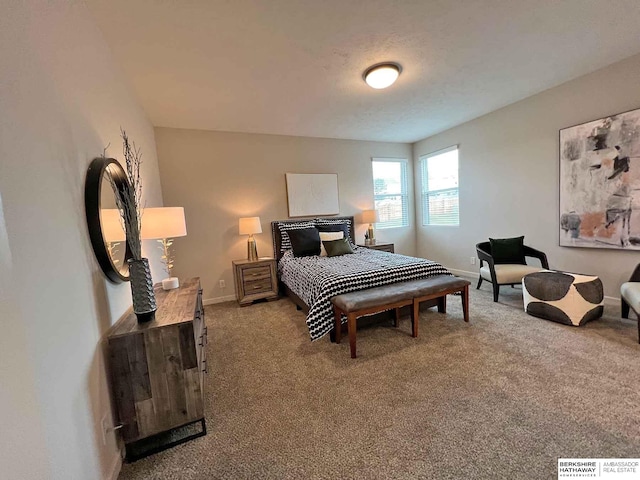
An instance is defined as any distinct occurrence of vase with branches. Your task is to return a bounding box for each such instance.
[108,128,157,322]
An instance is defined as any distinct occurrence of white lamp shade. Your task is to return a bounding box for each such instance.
[239,216,262,235]
[100,209,126,242]
[362,209,380,224]
[141,207,187,240]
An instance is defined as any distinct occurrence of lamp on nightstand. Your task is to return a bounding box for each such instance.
[141,207,187,290]
[361,209,380,245]
[239,216,262,261]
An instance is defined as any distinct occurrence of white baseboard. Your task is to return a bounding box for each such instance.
[447,267,478,280]
[204,270,621,308]
[203,294,236,306]
[447,267,619,307]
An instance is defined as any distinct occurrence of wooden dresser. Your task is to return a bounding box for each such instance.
[107,277,207,460]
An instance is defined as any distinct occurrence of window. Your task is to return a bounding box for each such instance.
[372,158,409,228]
[421,146,459,226]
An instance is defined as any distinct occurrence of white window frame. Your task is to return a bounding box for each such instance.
[371,157,410,229]
[420,146,459,226]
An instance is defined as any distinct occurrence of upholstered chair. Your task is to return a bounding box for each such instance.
[620,263,640,343]
[476,240,549,302]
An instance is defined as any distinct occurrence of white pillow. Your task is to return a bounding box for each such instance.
[319,231,344,256]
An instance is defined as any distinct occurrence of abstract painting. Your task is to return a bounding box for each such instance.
[285,173,339,217]
[560,108,640,249]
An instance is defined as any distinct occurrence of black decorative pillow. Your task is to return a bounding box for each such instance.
[489,236,525,264]
[288,227,321,257]
[277,221,314,252]
[316,218,351,232]
[323,237,354,257]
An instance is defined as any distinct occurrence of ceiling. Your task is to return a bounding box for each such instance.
[86,0,640,143]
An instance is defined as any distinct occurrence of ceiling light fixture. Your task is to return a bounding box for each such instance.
[363,62,402,89]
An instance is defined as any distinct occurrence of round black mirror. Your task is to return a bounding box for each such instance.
[85,157,133,283]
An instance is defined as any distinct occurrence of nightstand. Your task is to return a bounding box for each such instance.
[232,258,279,306]
[357,243,395,253]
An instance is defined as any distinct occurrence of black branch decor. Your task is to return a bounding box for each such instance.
[106,128,156,322]
[107,128,145,260]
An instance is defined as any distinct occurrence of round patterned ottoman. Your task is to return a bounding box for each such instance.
[522,270,604,326]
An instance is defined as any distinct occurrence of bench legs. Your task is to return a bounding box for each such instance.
[437,295,446,313]
[393,308,401,327]
[333,307,361,358]
[333,284,470,358]
[333,303,412,358]
[334,306,342,344]
[414,285,470,329]
[462,285,469,322]
[348,313,357,359]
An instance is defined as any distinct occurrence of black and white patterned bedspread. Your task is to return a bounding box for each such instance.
[278,247,451,340]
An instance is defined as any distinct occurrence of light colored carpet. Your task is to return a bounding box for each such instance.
[118,285,640,480]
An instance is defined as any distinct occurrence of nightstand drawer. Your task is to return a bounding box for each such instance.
[244,278,273,294]
[243,266,271,281]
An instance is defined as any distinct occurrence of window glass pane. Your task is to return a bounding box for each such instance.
[427,150,458,190]
[421,147,459,226]
[372,159,409,228]
[373,162,403,195]
[425,190,459,225]
[375,195,408,228]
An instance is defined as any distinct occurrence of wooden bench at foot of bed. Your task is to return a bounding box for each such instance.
[331,275,471,358]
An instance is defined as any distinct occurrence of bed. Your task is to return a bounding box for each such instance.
[271,216,452,340]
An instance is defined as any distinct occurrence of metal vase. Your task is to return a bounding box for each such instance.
[247,234,258,261]
[127,257,157,322]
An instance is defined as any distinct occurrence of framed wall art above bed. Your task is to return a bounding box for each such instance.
[285,173,339,217]
[559,107,640,250]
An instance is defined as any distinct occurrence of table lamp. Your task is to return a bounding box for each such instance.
[100,209,126,266]
[141,207,187,290]
[239,216,262,261]
[362,209,380,245]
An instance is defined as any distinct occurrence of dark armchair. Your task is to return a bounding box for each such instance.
[620,263,640,343]
[476,241,549,302]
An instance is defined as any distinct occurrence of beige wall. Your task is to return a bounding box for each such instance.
[155,128,413,303]
[1,1,164,479]
[413,53,640,299]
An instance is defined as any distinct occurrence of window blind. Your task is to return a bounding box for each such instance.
[421,147,459,226]
[372,158,409,229]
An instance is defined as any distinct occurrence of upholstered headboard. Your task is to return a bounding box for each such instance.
[271,216,355,262]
